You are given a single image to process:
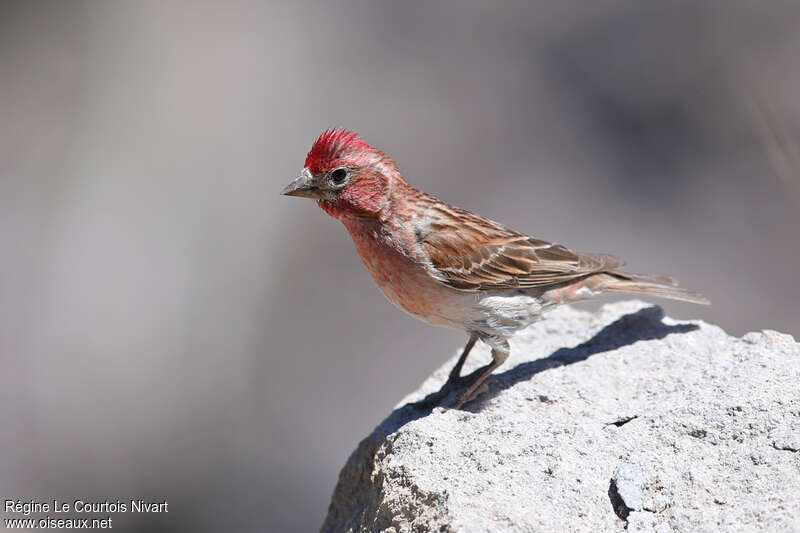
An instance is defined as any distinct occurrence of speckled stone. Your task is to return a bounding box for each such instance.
[322,301,800,533]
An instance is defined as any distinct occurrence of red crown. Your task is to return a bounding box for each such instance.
[305,129,372,174]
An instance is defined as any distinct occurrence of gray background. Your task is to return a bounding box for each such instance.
[2,1,799,531]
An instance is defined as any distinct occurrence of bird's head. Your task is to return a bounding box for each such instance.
[281,129,399,219]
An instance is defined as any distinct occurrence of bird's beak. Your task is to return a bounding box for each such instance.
[281,168,322,199]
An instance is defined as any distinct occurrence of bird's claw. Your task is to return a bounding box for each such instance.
[451,380,492,409]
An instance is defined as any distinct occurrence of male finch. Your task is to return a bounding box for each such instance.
[282,129,709,408]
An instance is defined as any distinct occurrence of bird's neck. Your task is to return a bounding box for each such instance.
[329,177,423,257]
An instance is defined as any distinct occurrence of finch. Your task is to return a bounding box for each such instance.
[282,129,709,408]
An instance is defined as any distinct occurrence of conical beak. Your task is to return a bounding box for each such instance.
[281,168,323,199]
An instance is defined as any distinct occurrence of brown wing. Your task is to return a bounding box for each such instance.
[416,201,624,291]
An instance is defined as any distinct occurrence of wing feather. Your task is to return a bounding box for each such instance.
[415,201,624,291]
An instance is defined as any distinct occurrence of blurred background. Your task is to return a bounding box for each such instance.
[2,1,799,531]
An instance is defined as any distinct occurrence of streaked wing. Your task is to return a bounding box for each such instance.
[415,200,624,291]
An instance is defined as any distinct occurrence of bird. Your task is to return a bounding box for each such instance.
[282,129,709,408]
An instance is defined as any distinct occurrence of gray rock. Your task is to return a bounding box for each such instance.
[610,462,645,521]
[322,301,800,532]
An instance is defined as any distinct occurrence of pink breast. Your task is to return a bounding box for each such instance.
[343,220,455,325]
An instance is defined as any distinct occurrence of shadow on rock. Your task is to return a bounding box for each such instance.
[486,305,698,404]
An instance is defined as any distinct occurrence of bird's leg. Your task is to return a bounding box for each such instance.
[452,336,510,409]
[445,333,479,386]
[408,333,481,410]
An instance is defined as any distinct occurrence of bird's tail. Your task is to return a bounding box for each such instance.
[598,272,710,305]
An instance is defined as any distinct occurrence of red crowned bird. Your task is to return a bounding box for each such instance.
[282,129,709,408]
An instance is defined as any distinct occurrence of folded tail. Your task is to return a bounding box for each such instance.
[599,272,710,305]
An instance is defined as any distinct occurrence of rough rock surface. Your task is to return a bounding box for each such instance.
[321,301,800,532]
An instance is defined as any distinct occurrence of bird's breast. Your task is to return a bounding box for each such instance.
[340,217,472,328]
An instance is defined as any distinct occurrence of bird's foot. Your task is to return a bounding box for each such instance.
[450,380,492,409]
[410,378,493,410]
[408,373,472,409]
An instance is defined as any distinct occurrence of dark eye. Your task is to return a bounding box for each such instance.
[330,168,348,185]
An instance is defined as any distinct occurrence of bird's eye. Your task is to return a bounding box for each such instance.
[329,168,348,186]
